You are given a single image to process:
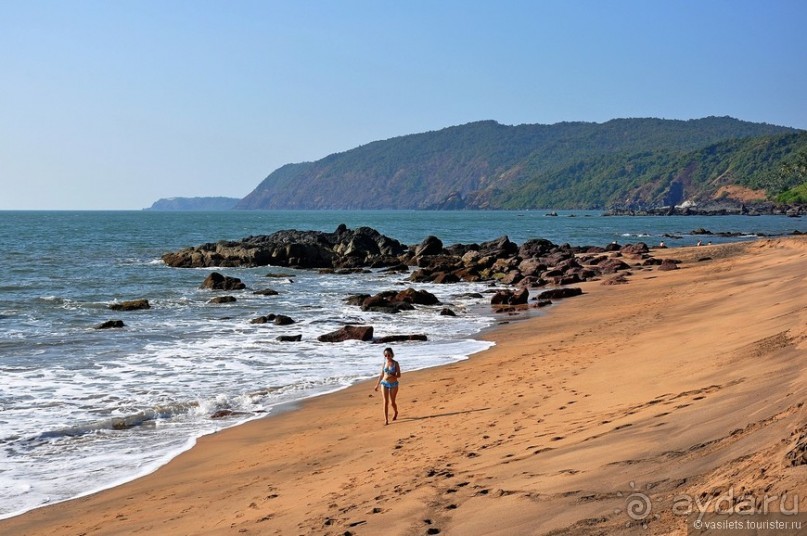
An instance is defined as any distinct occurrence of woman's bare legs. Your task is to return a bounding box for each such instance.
[382,387,390,425]
[381,386,399,425]
[390,386,398,421]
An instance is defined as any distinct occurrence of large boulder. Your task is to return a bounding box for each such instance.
[201,272,246,291]
[491,287,529,306]
[318,325,374,343]
[394,288,441,306]
[598,258,632,274]
[658,259,681,271]
[537,287,583,300]
[414,235,444,257]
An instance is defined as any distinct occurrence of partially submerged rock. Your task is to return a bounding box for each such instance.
[208,296,237,304]
[109,299,150,311]
[201,272,245,291]
[318,325,374,343]
[95,320,125,329]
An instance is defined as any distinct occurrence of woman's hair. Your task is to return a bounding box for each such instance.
[384,347,394,357]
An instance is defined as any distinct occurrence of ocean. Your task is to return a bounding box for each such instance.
[0,210,803,519]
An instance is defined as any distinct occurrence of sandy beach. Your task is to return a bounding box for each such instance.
[2,236,805,535]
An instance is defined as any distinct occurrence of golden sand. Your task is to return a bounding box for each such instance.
[2,237,805,535]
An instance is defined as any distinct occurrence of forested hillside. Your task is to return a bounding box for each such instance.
[237,117,805,210]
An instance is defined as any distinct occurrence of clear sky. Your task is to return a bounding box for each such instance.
[1,0,806,210]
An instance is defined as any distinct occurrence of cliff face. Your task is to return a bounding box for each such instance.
[236,117,804,210]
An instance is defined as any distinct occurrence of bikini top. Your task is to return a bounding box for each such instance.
[383,362,398,375]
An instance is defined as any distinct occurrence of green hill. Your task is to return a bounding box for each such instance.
[237,117,804,210]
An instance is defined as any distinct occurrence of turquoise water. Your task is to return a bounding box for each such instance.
[0,210,803,518]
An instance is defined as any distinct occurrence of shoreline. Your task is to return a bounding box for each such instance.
[2,236,806,535]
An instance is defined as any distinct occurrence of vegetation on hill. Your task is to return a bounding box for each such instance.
[236,117,803,210]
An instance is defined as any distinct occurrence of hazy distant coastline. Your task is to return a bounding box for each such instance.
[144,197,240,211]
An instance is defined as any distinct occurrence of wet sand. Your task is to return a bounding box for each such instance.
[2,237,806,535]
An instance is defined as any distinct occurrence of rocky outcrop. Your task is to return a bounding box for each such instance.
[163,225,407,269]
[167,227,685,321]
[109,299,150,311]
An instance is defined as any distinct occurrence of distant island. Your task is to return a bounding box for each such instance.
[145,197,240,211]
[151,117,807,211]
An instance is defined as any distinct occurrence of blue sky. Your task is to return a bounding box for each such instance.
[1,0,806,210]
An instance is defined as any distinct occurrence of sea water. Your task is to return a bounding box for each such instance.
[0,210,803,518]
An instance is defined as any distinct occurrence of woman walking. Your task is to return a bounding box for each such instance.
[374,347,401,425]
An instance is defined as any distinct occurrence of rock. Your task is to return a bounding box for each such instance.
[344,294,371,306]
[250,314,275,324]
[266,272,294,278]
[163,225,407,269]
[692,228,713,235]
[208,296,237,304]
[537,287,583,300]
[210,409,248,419]
[251,313,294,324]
[273,314,295,325]
[432,272,460,284]
[95,320,125,329]
[439,308,456,316]
[415,235,444,257]
[277,334,302,342]
[511,287,529,305]
[461,250,481,266]
[658,259,680,271]
[602,274,629,285]
[394,288,441,305]
[598,258,632,274]
[253,288,279,296]
[318,325,374,343]
[360,291,413,314]
[620,242,649,255]
[517,258,546,277]
[374,334,428,343]
[499,270,524,285]
[491,290,512,305]
[201,272,246,291]
[490,287,529,305]
[478,236,518,259]
[531,299,552,308]
[518,276,548,288]
[109,299,150,311]
[785,429,807,466]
